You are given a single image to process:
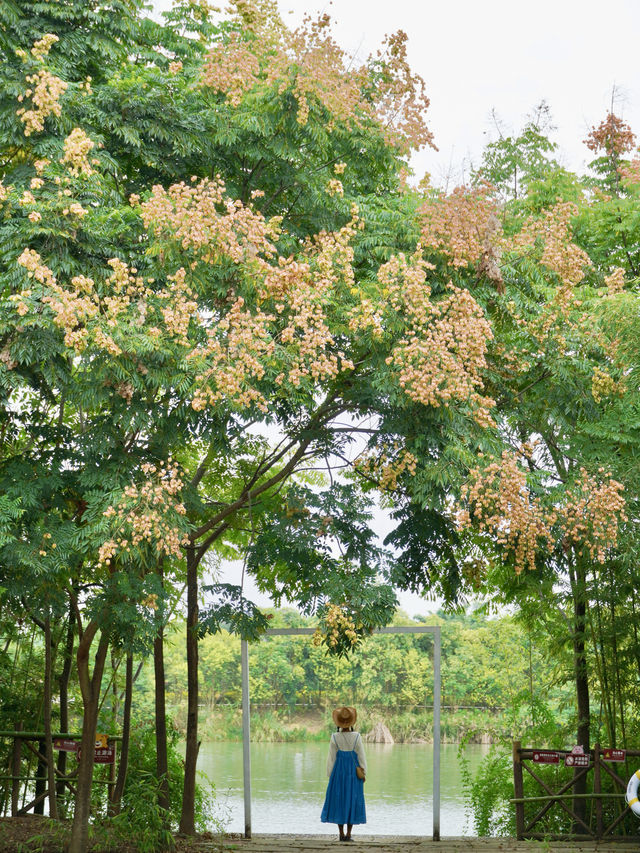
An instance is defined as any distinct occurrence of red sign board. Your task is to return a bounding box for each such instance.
[565,754,590,767]
[532,750,560,764]
[602,748,626,762]
[53,738,78,752]
[94,747,115,764]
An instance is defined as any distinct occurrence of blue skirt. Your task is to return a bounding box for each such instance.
[321,749,366,825]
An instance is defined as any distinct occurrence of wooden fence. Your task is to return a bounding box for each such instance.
[0,729,120,817]
[512,741,640,840]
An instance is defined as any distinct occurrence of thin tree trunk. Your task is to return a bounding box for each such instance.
[110,649,120,730]
[572,560,590,834]
[56,604,75,812]
[610,598,627,747]
[69,628,110,853]
[155,563,170,816]
[179,546,199,835]
[630,589,640,681]
[34,740,46,816]
[44,612,58,820]
[109,653,133,815]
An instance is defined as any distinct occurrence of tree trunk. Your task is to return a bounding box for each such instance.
[34,740,46,816]
[108,653,133,816]
[572,561,590,834]
[44,613,58,820]
[56,604,75,812]
[179,546,199,835]
[155,563,171,816]
[68,628,110,853]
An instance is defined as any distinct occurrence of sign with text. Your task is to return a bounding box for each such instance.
[532,750,560,764]
[602,748,626,762]
[565,754,590,767]
[53,738,78,752]
[94,747,115,764]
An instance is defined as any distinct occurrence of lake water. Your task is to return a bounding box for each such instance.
[197,741,489,836]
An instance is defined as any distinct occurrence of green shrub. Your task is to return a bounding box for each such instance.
[92,717,228,852]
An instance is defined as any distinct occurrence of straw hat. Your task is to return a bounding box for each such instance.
[332,706,357,728]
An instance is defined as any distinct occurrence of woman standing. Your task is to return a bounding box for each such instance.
[321,706,367,842]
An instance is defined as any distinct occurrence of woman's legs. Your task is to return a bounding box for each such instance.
[346,823,353,840]
[337,824,345,840]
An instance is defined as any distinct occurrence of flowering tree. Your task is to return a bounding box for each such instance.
[429,112,640,831]
[0,1,498,848]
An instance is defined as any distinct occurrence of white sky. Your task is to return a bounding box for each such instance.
[150,0,640,615]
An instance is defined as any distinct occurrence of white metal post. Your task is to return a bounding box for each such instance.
[241,638,252,839]
[432,625,441,841]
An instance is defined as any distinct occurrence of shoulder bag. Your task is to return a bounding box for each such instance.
[353,733,366,781]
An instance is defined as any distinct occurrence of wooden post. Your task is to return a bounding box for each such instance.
[241,638,252,839]
[108,740,117,803]
[593,743,602,838]
[513,740,525,839]
[432,625,441,842]
[11,723,23,817]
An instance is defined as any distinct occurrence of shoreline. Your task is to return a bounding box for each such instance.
[191,707,503,745]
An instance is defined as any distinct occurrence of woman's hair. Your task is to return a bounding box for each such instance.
[336,726,354,731]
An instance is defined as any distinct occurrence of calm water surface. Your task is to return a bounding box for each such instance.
[197,741,489,836]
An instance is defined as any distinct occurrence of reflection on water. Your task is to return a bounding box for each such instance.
[197,741,489,836]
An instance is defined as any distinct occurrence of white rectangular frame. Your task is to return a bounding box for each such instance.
[240,625,441,841]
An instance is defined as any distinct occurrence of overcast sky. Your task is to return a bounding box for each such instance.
[278,0,640,185]
[151,0,640,615]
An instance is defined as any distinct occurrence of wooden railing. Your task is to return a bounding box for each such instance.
[512,741,640,840]
[0,730,121,817]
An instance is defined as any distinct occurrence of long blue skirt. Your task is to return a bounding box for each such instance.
[321,749,366,825]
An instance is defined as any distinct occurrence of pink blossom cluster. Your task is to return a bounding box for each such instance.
[98,461,189,566]
[584,112,636,158]
[30,33,59,61]
[17,69,68,136]
[379,251,495,426]
[591,367,622,403]
[420,183,502,272]
[458,450,553,575]
[140,178,277,265]
[200,3,433,152]
[557,469,627,563]
[619,158,640,185]
[61,128,95,177]
[514,202,590,289]
[458,455,627,574]
[190,297,276,412]
[356,445,418,491]
[201,33,261,107]
[159,268,198,346]
[604,267,625,294]
[312,603,358,649]
[16,249,100,349]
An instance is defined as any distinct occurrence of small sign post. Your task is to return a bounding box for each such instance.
[565,753,589,767]
[53,738,78,752]
[94,747,115,764]
[532,750,560,764]
[602,748,626,762]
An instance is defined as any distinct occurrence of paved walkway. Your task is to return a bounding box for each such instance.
[218,834,640,852]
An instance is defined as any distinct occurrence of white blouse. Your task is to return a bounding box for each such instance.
[326,730,367,776]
